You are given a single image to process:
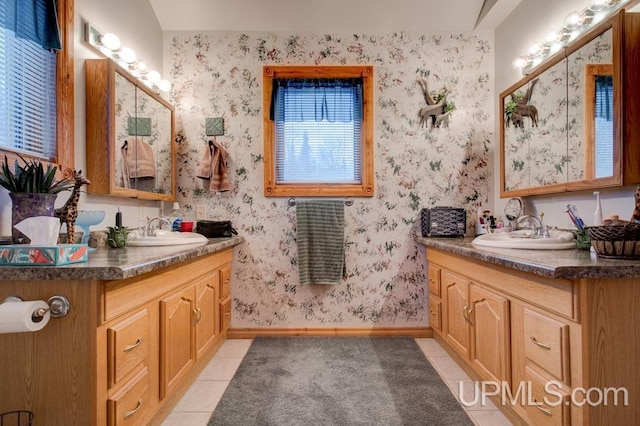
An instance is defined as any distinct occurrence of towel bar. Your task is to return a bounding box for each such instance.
[288,197,354,207]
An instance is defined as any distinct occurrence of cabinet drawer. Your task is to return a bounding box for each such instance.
[427,265,441,297]
[220,264,231,299]
[524,366,570,426]
[523,308,570,384]
[107,368,150,426]
[107,309,149,388]
[428,297,441,332]
[220,296,231,332]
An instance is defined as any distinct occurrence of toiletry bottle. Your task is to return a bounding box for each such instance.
[593,191,603,226]
[115,207,122,228]
[169,202,182,232]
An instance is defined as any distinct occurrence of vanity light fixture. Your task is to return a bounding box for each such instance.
[84,21,172,93]
[513,0,632,74]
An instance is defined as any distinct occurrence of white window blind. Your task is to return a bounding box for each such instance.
[594,75,613,179]
[0,11,57,159]
[273,79,362,184]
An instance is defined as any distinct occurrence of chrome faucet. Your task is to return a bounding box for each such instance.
[143,217,171,237]
[516,213,549,237]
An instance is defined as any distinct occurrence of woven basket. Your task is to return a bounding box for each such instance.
[586,224,640,259]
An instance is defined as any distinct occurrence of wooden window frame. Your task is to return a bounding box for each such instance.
[584,63,613,181]
[263,65,374,197]
[0,0,74,178]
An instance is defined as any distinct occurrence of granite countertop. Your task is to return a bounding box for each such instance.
[415,236,640,279]
[0,236,244,281]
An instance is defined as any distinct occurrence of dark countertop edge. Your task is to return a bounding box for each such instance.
[0,236,244,281]
[415,236,640,279]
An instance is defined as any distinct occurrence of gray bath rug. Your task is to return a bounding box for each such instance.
[208,337,474,425]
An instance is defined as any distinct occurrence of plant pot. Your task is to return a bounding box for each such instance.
[10,192,58,244]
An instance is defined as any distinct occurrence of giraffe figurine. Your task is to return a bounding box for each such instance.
[55,170,91,244]
[631,184,640,223]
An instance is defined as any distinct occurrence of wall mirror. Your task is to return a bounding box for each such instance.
[567,29,613,183]
[500,10,640,197]
[85,59,175,201]
[502,57,567,193]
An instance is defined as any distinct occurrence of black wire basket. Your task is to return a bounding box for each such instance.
[0,411,34,426]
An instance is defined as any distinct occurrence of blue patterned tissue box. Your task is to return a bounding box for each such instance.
[0,244,89,266]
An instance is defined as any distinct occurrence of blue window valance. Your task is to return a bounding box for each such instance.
[595,75,613,122]
[0,0,61,51]
[271,78,363,123]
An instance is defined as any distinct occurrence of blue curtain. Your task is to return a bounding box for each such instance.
[0,0,61,51]
[271,78,363,122]
[595,75,613,122]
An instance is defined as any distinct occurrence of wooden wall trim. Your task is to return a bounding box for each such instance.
[227,327,433,339]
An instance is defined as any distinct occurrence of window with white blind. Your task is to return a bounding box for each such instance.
[594,74,613,179]
[0,0,73,170]
[584,64,613,181]
[0,27,57,158]
[263,65,374,197]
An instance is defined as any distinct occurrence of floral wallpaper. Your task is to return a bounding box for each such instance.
[165,30,494,327]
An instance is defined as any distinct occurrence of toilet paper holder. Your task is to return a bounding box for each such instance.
[3,295,71,318]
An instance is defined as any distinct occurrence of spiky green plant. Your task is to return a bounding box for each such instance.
[0,154,73,194]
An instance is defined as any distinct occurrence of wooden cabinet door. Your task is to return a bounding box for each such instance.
[159,286,195,399]
[442,270,470,358]
[195,274,218,359]
[469,284,511,384]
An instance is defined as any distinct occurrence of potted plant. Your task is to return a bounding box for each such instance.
[0,154,74,243]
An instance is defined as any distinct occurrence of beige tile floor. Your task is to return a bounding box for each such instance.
[162,338,513,426]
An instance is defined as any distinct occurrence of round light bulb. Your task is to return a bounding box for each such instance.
[100,33,120,51]
[158,80,172,92]
[512,57,528,69]
[135,60,148,74]
[589,0,608,11]
[549,42,563,54]
[147,70,161,84]
[528,43,542,56]
[544,30,559,44]
[119,47,136,64]
[564,11,582,30]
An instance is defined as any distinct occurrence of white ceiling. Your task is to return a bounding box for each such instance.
[149,0,520,33]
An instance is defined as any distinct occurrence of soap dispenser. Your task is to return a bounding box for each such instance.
[169,202,182,232]
[593,191,603,226]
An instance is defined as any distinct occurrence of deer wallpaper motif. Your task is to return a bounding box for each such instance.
[165,30,494,327]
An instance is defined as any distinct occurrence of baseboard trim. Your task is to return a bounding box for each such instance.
[227,327,433,339]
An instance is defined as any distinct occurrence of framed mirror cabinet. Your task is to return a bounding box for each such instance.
[85,58,176,201]
[500,9,640,197]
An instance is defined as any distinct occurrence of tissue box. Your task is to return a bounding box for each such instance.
[0,244,88,266]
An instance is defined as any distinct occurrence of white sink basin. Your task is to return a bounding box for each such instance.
[127,230,208,247]
[472,229,576,250]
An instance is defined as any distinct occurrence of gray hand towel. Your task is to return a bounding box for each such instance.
[296,200,346,285]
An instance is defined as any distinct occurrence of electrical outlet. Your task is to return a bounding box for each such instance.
[196,204,206,220]
[138,204,145,221]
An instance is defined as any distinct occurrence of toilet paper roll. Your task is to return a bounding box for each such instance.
[0,300,51,333]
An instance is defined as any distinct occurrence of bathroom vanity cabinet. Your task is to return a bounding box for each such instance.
[0,246,236,426]
[426,246,639,426]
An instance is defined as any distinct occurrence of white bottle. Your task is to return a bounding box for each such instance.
[593,191,603,226]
